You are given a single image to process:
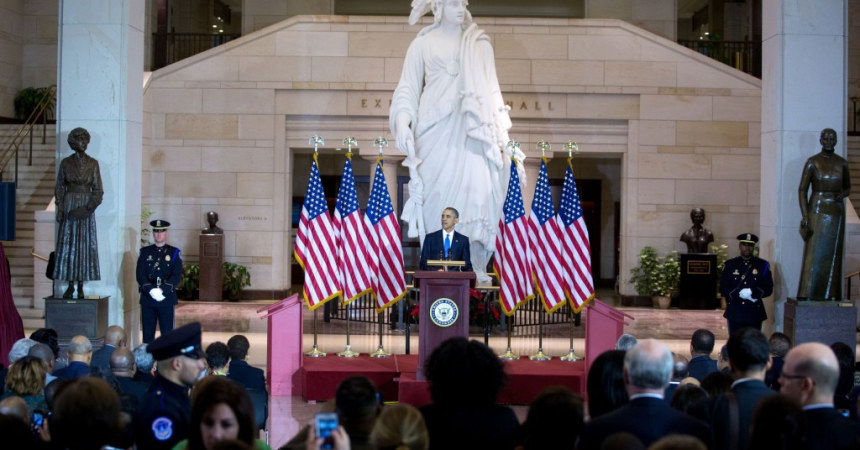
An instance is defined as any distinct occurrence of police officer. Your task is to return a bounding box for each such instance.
[133,322,206,450]
[137,219,183,343]
[721,233,774,334]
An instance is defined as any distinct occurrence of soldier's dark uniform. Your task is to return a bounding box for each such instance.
[137,219,182,343]
[720,233,773,335]
[133,322,204,450]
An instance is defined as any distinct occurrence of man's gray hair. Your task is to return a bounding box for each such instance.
[624,339,673,389]
[8,338,36,365]
[616,333,638,351]
[68,336,93,355]
[133,344,154,373]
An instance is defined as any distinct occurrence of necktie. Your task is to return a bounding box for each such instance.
[444,233,451,258]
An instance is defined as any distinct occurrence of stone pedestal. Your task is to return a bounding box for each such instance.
[679,253,718,309]
[45,296,109,340]
[199,234,224,301]
[784,298,857,346]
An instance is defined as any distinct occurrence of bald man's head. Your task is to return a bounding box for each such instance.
[104,326,126,347]
[109,347,136,377]
[68,335,93,364]
[0,396,29,423]
[780,342,840,406]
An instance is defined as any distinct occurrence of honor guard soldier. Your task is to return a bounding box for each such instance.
[137,219,183,343]
[133,322,206,450]
[720,233,774,334]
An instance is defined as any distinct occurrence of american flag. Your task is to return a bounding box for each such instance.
[528,158,566,312]
[294,156,341,310]
[559,158,594,311]
[493,159,534,315]
[364,158,406,311]
[333,155,373,303]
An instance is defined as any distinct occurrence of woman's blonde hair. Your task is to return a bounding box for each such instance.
[5,356,47,396]
[370,403,429,450]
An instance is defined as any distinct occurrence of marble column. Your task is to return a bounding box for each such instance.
[57,0,144,332]
[760,0,848,332]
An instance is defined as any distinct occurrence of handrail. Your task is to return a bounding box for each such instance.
[845,270,860,301]
[0,85,57,183]
[30,248,49,262]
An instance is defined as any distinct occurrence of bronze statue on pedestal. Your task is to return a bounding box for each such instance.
[680,208,714,254]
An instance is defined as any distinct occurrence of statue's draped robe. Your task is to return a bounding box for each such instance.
[391,23,513,281]
[53,152,103,281]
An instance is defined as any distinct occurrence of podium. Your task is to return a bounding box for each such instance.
[585,299,634,380]
[413,270,476,381]
[257,294,303,396]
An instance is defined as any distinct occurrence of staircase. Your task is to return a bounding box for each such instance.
[1,123,56,329]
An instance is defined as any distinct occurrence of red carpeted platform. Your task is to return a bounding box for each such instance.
[302,354,585,406]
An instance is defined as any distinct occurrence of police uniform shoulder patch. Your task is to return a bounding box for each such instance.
[152,416,173,441]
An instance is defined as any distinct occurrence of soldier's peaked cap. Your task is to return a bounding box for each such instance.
[737,233,759,245]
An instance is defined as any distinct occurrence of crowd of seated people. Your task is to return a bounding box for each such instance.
[3,322,860,450]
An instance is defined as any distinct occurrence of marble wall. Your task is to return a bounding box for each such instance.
[142,15,761,296]
[0,0,23,119]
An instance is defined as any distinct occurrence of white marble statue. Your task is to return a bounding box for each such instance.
[391,0,524,285]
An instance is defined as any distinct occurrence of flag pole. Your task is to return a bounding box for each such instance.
[560,305,582,361]
[529,291,551,361]
[336,137,360,358]
[305,309,326,357]
[369,137,392,359]
[498,314,518,360]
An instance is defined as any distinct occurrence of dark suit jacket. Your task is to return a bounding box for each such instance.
[227,360,266,391]
[578,396,711,449]
[90,344,116,375]
[116,376,149,409]
[803,407,860,450]
[688,355,718,381]
[709,378,775,450]
[53,361,91,380]
[419,230,472,271]
[721,256,772,324]
[764,355,784,390]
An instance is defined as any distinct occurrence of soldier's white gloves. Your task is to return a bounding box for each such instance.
[739,288,754,302]
[149,287,165,301]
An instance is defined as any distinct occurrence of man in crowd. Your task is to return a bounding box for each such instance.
[53,335,92,379]
[780,342,860,450]
[765,332,791,390]
[226,334,265,391]
[205,341,230,376]
[110,347,149,406]
[578,339,710,449]
[133,322,206,450]
[91,325,126,375]
[709,328,775,450]
[27,343,57,385]
[688,329,718,381]
[132,343,155,384]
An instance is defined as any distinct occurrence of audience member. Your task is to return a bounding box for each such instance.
[600,432,645,450]
[51,376,124,450]
[370,403,429,450]
[616,333,638,351]
[669,384,709,422]
[206,342,230,376]
[578,339,710,449]
[748,394,805,450]
[699,371,733,398]
[30,328,66,372]
[111,347,149,407]
[174,375,271,450]
[647,434,707,450]
[421,338,518,450]
[517,385,583,450]
[717,345,730,373]
[765,332,791,390]
[708,327,775,450]
[28,343,57,385]
[133,343,156,384]
[0,355,49,412]
[0,411,35,449]
[134,322,206,450]
[687,329,718,381]
[586,349,629,419]
[664,353,690,403]
[53,335,92,380]
[0,394,29,421]
[780,342,860,450]
[281,375,381,450]
[2,337,37,389]
[830,341,856,414]
[226,335,265,390]
[91,325,126,375]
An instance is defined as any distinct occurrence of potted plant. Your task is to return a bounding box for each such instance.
[654,251,680,308]
[178,263,199,300]
[14,85,55,122]
[629,247,680,309]
[709,242,729,309]
[222,261,251,301]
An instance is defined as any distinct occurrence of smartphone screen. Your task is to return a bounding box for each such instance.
[315,412,338,449]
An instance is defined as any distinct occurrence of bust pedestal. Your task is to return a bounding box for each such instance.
[679,253,718,309]
[199,234,224,301]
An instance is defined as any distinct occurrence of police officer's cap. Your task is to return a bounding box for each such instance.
[737,233,759,245]
[150,219,171,232]
[148,322,204,361]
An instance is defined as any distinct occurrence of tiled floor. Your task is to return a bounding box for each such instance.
[173,289,736,448]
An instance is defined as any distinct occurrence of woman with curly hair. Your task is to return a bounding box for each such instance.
[173,376,270,450]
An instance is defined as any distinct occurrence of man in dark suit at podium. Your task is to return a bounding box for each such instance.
[419,207,473,272]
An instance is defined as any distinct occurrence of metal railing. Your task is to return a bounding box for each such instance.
[0,85,56,184]
[151,32,241,70]
[677,40,761,78]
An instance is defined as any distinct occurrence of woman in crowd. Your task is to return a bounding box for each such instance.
[517,385,583,450]
[0,355,48,412]
[174,375,271,450]
[586,350,628,419]
[370,403,429,450]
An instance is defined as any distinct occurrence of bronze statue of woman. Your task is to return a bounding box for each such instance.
[797,128,850,301]
[53,127,103,298]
